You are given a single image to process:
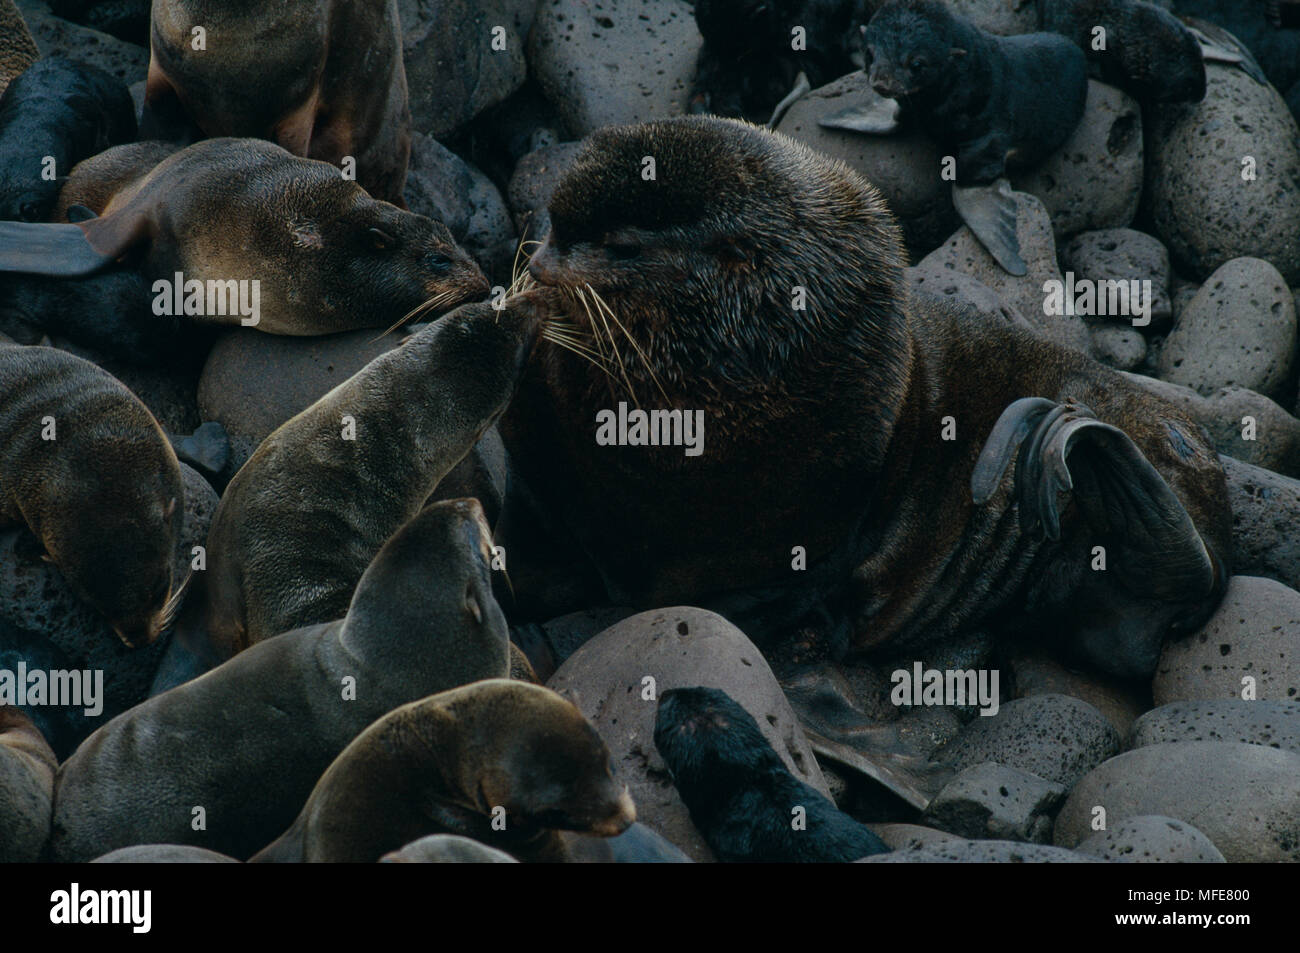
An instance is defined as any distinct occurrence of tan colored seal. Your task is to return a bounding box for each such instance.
[0,0,37,98]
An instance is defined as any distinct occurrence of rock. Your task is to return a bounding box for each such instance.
[53,338,205,436]
[197,328,403,455]
[1055,741,1300,862]
[945,0,1037,34]
[168,421,230,486]
[1145,64,1300,285]
[15,0,147,84]
[461,159,517,284]
[0,462,216,743]
[906,267,1033,331]
[1089,325,1146,370]
[1074,815,1226,863]
[1222,456,1300,591]
[1153,575,1300,705]
[932,695,1121,789]
[0,709,56,862]
[1006,650,1149,737]
[914,190,1092,353]
[379,834,517,863]
[860,838,1097,862]
[528,0,699,137]
[865,822,964,851]
[921,762,1067,843]
[1124,375,1300,478]
[91,844,240,863]
[506,141,583,239]
[398,0,536,139]
[1131,699,1300,756]
[1157,258,1296,399]
[538,606,637,667]
[776,72,960,257]
[546,606,830,863]
[1171,277,1198,321]
[1012,81,1143,240]
[46,0,148,45]
[1059,228,1172,330]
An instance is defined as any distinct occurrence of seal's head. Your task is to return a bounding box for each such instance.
[451,681,635,838]
[528,116,908,432]
[862,0,963,101]
[653,686,783,791]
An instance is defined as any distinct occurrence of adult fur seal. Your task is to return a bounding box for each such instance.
[141,0,410,205]
[0,0,37,98]
[655,687,889,862]
[0,706,57,862]
[0,343,184,647]
[251,680,635,863]
[0,138,487,335]
[849,0,1089,274]
[0,56,136,222]
[152,294,546,693]
[504,116,1230,685]
[50,500,511,862]
[1037,0,1208,103]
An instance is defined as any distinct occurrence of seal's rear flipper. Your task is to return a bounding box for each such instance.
[952,180,1027,277]
[817,92,902,134]
[767,71,812,129]
[972,397,1219,600]
[0,222,116,276]
[1185,18,1269,85]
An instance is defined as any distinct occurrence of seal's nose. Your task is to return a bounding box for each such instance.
[528,235,559,284]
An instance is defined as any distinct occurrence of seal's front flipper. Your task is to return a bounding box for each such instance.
[818,91,902,134]
[767,71,812,129]
[1185,18,1269,85]
[972,397,1218,600]
[0,222,116,276]
[952,179,1027,277]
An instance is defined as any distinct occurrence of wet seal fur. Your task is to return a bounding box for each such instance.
[0,138,487,335]
[50,500,511,862]
[252,680,635,863]
[506,116,1230,683]
[655,687,889,862]
[0,343,184,647]
[856,0,1088,274]
[152,296,545,693]
[0,0,37,98]
[0,705,58,862]
[142,0,411,205]
[0,56,136,222]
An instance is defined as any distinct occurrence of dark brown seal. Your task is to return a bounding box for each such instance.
[50,499,511,862]
[0,343,184,647]
[152,295,546,693]
[0,706,57,862]
[0,138,487,336]
[251,680,635,863]
[142,0,411,204]
[0,0,37,98]
[503,116,1230,682]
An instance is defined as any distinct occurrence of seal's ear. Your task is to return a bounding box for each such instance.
[949,47,967,59]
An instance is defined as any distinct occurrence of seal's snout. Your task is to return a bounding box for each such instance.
[527,236,560,284]
[590,788,637,837]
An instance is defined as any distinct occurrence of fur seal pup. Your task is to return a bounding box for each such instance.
[152,294,546,694]
[0,343,185,647]
[141,0,411,205]
[50,500,512,862]
[691,0,874,123]
[654,687,889,862]
[52,140,180,222]
[505,116,1230,686]
[251,680,636,863]
[0,56,136,222]
[0,0,37,98]
[847,0,1089,274]
[0,138,487,336]
[0,706,57,862]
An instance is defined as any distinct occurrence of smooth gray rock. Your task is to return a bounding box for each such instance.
[1131,699,1300,755]
[1074,815,1226,863]
[921,761,1067,843]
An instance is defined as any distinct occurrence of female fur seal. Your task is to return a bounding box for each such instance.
[142,0,411,204]
[503,116,1230,685]
[0,0,37,98]
[152,294,547,693]
[0,56,136,222]
[0,138,487,335]
[50,500,511,862]
[0,706,57,862]
[251,680,636,863]
[0,343,184,647]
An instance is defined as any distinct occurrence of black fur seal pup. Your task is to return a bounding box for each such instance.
[251,681,636,863]
[0,56,136,222]
[654,687,890,862]
[505,116,1230,690]
[846,0,1089,274]
[50,500,512,862]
